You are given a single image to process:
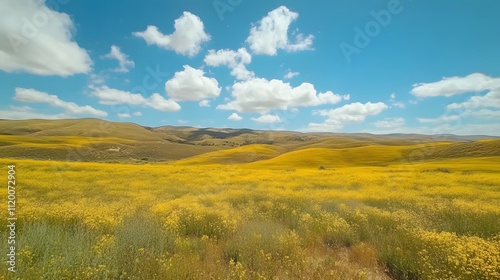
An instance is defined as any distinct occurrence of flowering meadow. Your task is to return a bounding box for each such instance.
[0,153,499,279]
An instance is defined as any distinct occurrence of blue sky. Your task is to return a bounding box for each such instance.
[1,0,500,135]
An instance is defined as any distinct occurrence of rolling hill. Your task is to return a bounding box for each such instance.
[0,118,498,165]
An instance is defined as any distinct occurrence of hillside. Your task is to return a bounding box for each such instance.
[0,118,498,164]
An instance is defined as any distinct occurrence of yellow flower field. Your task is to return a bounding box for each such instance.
[0,155,499,279]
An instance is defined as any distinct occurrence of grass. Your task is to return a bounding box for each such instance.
[175,144,282,165]
[0,154,499,279]
[246,145,407,169]
[0,135,136,148]
[3,118,498,164]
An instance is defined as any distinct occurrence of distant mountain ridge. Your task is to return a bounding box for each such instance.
[0,118,499,164]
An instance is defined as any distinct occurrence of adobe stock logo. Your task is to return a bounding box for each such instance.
[213,0,243,21]
[8,0,71,53]
[339,0,404,63]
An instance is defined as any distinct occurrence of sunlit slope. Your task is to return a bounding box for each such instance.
[173,139,500,168]
[0,135,136,148]
[175,144,282,165]
[0,118,163,141]
[1,119,498,163]
[270,140,500,169]
[408,156,500,173]
[245,145,408,168]
[0,119,225,161]
[0,134,223,162]
[424,139,500,159]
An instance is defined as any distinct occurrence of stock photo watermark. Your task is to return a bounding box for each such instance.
[213,0,243,21]
[6,165,17,273]
[339,0,405,63]
[7,0,71,53]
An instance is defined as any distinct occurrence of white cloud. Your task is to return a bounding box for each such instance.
[89,73,106,86]
[417,109,500,124]
[101,45,134,73]
[14,88,107,117]
[0,109,66,120]
[411,74,500,130]
[204,48,254,80]
[462,109,500,119]
[389,92,405,108]
[199,100,211,107]
[362,123,500,136]
[0,105,68,120]
[306,122,344,132]
[8,105,36,112]
[228,113,243,121]
[178,120,189,124]
[411,73,500,98]
[447,88,500,110]
[417,108,500,124]
[374,118,405,129]
[148,93,182,111]
[165,65,221,101]
[0,0,92,76]
[308,102,388,132]
[251,114,282,123]
[133,12,210,57]
[117,113,130,118]
[246,6,314,55]
[217,78,348,113]
[284,70,300,79]
[90,86,180,112]
[392,102,405,109]
[426,123,500,136]
[133,111,142,116]
[91,86,144,105]
[417,114,460,124]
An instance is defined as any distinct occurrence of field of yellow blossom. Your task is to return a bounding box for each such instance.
[0,153,499,279]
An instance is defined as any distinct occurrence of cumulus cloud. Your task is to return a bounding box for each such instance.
[228,113,243,121]
[133,12,210,57]
[308,102,388,132]
[246,6,314,55]
[90,86,180,112]
[417,114,460,124]
[412,73,500,127]
[117,113,131,118]
[8,105,36,112]
[417,108,500,124]
[284,70,300,79]
[165,65,221,101]
[374,118,406,129]
[361,122,500,136]
[133,111,142,116]
[462,109,500,119]
[0,0,92,76]
[204,48,254,80]
[199,100,211,107]
[447,88,500,110]
[411,73,500,98]
[217,78,348,113]
[0,105,69,120]
[14,88,107,117]
[251,114,282,123]
[101,45,134,73]
[389,92,405,108]
[89,73,106,86]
